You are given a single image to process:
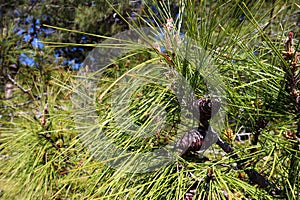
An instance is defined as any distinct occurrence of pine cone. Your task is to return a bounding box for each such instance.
[196,96,222,122]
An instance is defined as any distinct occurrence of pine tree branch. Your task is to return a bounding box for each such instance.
[5,73,30,94]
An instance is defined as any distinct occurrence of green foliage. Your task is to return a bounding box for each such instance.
[1,0,131,45]
[1,0,300,199]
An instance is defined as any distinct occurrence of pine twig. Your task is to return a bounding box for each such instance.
[6,73,30,94]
